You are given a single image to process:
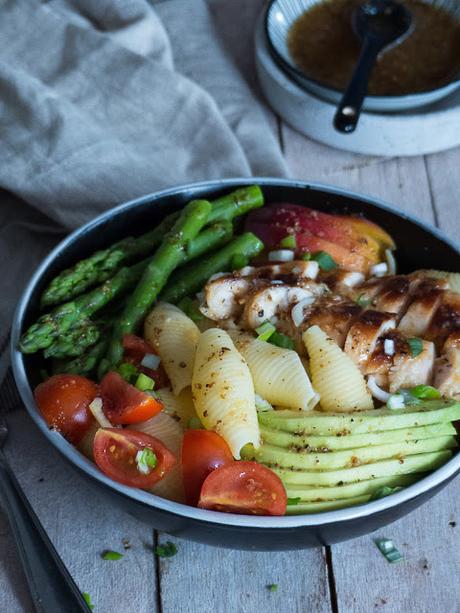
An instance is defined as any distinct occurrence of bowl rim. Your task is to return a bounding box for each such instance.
[11,176,460,530]
[264,0,460,103]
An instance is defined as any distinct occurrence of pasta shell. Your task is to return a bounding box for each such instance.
[303,325,373,412]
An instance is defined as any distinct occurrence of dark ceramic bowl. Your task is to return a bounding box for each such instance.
[11,178,460,551]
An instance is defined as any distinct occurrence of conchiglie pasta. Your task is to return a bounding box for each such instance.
[132,412,185,503]
[230,331,319,411]
[157,387,198,428]
[303,325,373,412]
[192,328,260,458]
[144,302,200,395]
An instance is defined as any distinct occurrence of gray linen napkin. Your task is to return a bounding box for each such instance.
[0,0,288,408]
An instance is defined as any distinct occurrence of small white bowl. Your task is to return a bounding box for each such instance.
[265,0,460,113]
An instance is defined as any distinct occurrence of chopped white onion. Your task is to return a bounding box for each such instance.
[291,295,316,327]
[239,266,256,276]
[385,249,397,275]
[343,271,365,287]
[268,249,295,262]
[387,394,406,410]
[255,394,273,412]
[88,397,113,428]
[141,353,161,370]
[384,339,395,356]
[367,375,391,402]
[370,262,388,277]
[208,272,227,282]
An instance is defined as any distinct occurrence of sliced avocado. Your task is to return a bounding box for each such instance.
[285,495,371,514]
[272,450,452,486]
[242,436,456,470]
[261,422,456,451]
[285,474,418,502]
[258,399,460,435]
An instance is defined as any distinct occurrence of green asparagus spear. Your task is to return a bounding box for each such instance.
[40,186,263,308]
[43,319,101,359]
[103,199,212,372]
[19,222,232,355]
[53,338,109,377]
[160,232,264,304]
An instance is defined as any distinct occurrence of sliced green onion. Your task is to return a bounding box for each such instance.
[82,593,94,610]
[101,550,124,561]
[267,584,278,592]
[356,293,372,308]
[269,332,295,350]
[409,385,440,399]
[136,448,157,475]
[407,337,423,358]
[287,497,301,506]
[135,373,155,392]
[280,234,297,249]
[375,538,404,563]
[155,541,178,558]
[301,252,311,261]
[387,394,405,410]
[231,254,250,270]
[118,362,138,383]
[370,486,403,501]
[256,321,276,342]
[255,394,273,412]
[311,251,337,271]
[188,416,204,430]
[177,296,204,322]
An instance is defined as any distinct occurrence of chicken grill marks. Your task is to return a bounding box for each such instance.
[199,264,460,398]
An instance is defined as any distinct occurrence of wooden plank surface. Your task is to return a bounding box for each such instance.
[282,125,460,613]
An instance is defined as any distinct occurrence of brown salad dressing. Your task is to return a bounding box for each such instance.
[287,0,460,96]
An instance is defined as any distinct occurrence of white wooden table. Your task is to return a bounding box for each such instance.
[2,1,460,611]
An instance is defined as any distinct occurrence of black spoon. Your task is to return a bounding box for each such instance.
[333,0,413,134]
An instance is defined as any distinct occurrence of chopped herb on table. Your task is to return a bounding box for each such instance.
[82,592,95,610]
[267,584,278,592]
[101,550,124,561]
[374,538,404,563]
[155,541,178,558]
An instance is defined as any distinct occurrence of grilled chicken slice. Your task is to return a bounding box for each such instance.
[305,297,362,348]
[433,348,460,399]
[240,260,319,283]
[372,275,415,320]
[344,310,396,369]
[362,330,406,388]
[388,339,435,393]
[443,331,460,352]
[425,291,460,350]
[398,279,447,337]
[241,283,325,329]
[200,276,253,321]
[320,270,365,297]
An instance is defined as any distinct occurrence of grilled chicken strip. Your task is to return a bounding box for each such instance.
[433,348,460,399]
[305,296,362,348]
[241,283,326,329]
[372,275,416,320]
[398,279,447,337]
[320,270,365,297]
[344,310,396,369]
[425,291,460,351]
[388,339,435,393]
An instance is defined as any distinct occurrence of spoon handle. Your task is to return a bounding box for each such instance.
[333,39,381,134]
[0,449,92,612]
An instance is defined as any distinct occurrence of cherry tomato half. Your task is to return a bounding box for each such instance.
[34,374,97,444]
[181,430,233,506]
[198,461,287,516]
[100,371,163,425]
[122,334,168,388]
[93,428,176,488]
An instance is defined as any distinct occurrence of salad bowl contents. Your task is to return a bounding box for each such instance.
[17,183,460,523]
